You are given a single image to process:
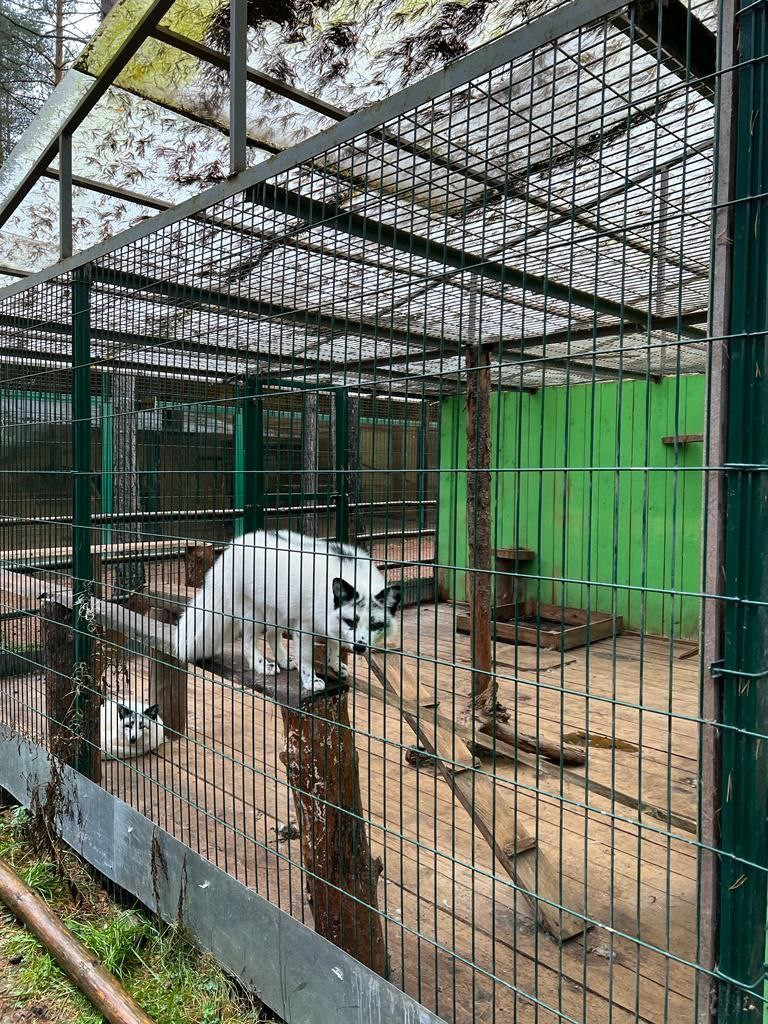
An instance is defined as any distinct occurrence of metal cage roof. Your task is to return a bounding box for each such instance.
[0,0,716,394]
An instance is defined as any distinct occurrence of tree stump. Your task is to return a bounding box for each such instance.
[148,649,188,741]
[40,600,100,780]
[184,544,216,589]
[278,685,388,977]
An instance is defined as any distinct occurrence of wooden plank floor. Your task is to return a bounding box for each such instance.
[0,603,705,1024]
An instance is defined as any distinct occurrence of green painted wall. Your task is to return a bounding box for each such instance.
[438,375,705,639]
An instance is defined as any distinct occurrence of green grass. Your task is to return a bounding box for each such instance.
[0,808,278,1024]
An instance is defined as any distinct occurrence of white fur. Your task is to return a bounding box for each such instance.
[174,530,400,692]
[100,697,165,760]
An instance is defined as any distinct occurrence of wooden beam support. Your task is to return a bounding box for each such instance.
[302,391,319,537]
[148,650,188,740]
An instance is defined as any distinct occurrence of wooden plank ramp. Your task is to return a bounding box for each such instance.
[368,649,585,941]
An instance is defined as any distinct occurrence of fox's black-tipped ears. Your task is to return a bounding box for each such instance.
[332,577,358,608]
[143,704,160,720]
[376,585,401,614]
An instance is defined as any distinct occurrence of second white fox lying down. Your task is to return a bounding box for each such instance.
[174,530,401,692]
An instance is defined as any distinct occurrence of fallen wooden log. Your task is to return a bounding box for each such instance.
[477,716,586,767]
[0,855,156,1024]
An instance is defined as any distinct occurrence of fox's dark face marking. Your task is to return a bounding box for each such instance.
[117,703,161,744]
[330,579,401,652]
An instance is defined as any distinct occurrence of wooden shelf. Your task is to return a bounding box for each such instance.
[495,547,536,563]
[661,433,703,446]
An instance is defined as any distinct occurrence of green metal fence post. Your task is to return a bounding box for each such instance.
[72,266,95,778]
[334,388,349,544]
[718,0,768,1019]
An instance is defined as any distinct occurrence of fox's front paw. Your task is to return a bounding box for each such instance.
[250,655,280,676]
[300,666,326,693]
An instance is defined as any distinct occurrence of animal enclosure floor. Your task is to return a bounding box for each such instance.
[0,604,705,1024]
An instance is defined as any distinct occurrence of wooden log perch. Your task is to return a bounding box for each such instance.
[40,600,100,781]
[0,855,155,1024]
[277,678,389,977]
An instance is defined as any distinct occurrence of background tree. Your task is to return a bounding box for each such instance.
[0,0,100,163]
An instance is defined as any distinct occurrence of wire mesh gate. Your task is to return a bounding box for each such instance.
[0,0,765,1021]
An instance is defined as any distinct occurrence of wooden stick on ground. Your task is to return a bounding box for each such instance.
[0,856,156,1024]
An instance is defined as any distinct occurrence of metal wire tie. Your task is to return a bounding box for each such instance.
[709,659,768,681]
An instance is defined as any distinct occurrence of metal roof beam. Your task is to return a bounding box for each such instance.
[0,306,672,385]
[0,274,455,354]
[0,339,469,392]
[151,26,348,122]
[154,25,700,280]
[248,181,707,338]
[353,309,707,371]
[612,0,716,102]
[42,168,173,211]
[0,0,177,232]
[0,0,645,302]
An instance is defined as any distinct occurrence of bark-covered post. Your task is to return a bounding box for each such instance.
[148,649,188,741]
[302,390,318,537]
[40,600,100,781]
[278,689,388,976]
[112,372,145,601]
[465,339,494,709]
[184,544,215,589]
[347,397,362,542]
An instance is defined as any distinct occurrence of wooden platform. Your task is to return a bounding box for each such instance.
[0,603,704,1024]
[457,602,624,651]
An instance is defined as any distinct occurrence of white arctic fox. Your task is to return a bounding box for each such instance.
[100,698,164,760]
[174,530,401,692]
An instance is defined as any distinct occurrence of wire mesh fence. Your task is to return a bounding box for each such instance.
[0,0,763,1022]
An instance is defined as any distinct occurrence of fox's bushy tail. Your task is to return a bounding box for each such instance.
[174,548,234,664]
